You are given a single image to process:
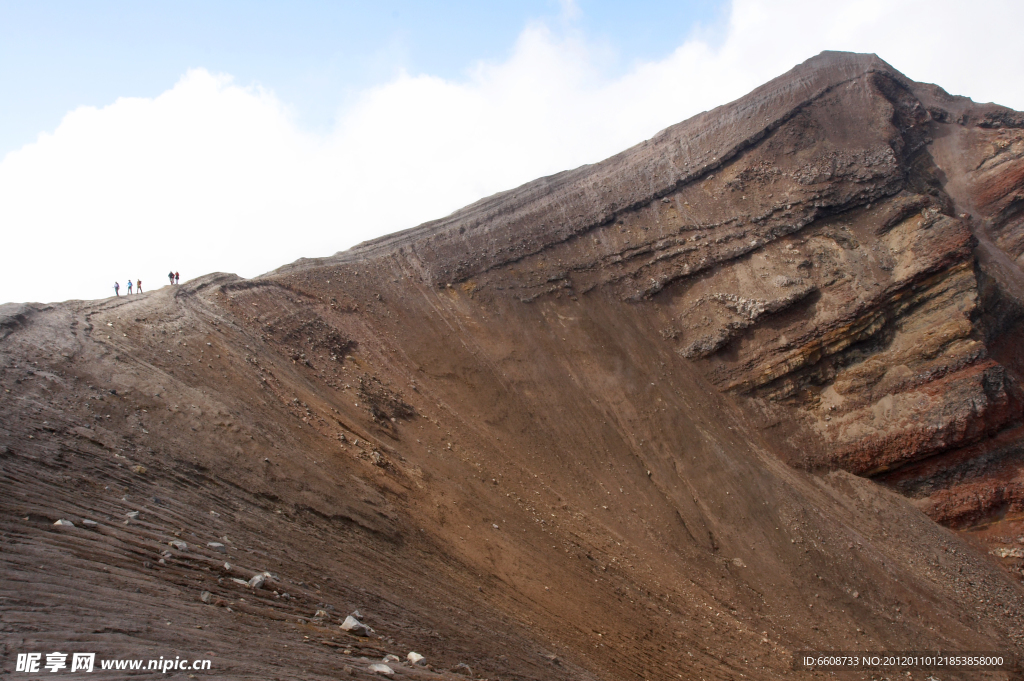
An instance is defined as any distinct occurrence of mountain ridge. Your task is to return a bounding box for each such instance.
[3,51,1024,680]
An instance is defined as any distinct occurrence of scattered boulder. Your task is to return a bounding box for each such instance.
[207,542,226,553]
[340,615,373,637]
[382,654,399,663]
[169,540,188,551]
[131,464,147,474]
[53,519,74,527]
[451,662,473,676]
[313,609,330,621]
[125,511,139,520]
[406,652,426,666]
[367,663,394,676]
[200,591,212,604]
[82,519,98,528]
[248,573,268,589]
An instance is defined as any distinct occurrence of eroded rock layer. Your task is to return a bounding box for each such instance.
[296,51,1024,534]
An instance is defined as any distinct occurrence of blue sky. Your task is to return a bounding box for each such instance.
[2,0,1023,305]
[0,1,725,158]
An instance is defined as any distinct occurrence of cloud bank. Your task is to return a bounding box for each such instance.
[2,0,1023,304]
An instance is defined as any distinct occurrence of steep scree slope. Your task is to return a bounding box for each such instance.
[2,52,1024,680]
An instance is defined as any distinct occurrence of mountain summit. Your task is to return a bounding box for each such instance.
[3,51,1023,679]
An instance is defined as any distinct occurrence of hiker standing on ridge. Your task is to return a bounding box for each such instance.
[175,271,180,284]
[114,282,120,297]
[126,280,133,295]
[137,279,142,293]
[168,271,175,285]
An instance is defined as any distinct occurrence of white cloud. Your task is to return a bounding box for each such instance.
[558,0,582,22]
[2,0,1023,305]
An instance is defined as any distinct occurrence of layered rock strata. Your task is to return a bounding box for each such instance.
[285,51,1024,534]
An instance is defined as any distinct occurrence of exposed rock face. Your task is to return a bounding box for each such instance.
[306,51,1024,530]
[2,52,1024,680]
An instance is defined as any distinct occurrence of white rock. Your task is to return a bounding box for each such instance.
[382,654,399,663]
[248,573,267,589]
[125,511,139,519]
[407,652,426,666]
[169,540,188,551]
[82,519,98,527]
[207,542,226,553]
[53,519,74,527]
[340,615,373,636]
[367,663,393,676]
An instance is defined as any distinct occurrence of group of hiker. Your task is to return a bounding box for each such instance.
[113,271,179,297]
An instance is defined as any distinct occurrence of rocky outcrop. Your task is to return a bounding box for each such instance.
[269,50,1024,566]
[308,51,1024,535]
[290,50,1024,534]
